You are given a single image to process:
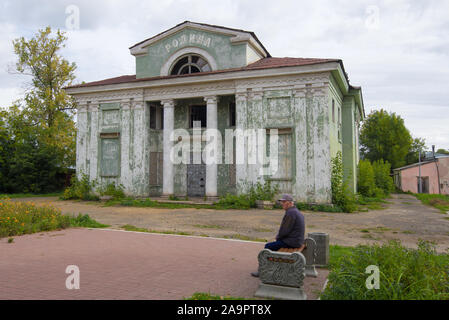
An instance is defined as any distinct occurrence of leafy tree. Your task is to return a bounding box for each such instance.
[11,26,76,168]
[405,137,427,165]
[436,148,449,155]
[360,109,412,170]
[0,27,77,193]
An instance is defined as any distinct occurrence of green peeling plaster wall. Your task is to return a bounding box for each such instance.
[328,75,343,158]
[342,96,357,193]
[136,28,247,78]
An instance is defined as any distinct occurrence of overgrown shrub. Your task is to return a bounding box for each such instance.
[320,240,449,300]
[0,198,107,237]
[331,151,357,213]
[358,159,394,198]
[216,193,253,209]
[296,202,343,212]
[248,181,280,202]
[98,182,125,200]
[372,159,394,195]
[357,159,376,197]
[217,181,280,209]
[60,173,99,201]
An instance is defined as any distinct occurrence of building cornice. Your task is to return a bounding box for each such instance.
[66,62,339,98]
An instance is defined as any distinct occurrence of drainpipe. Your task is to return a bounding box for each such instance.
[418,150,422,193]
[433,145,441,194]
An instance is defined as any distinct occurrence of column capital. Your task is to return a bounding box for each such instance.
[161,99,175,108]
[121,99,131,110]
[235,92,247,102]
[250,90,264,101]
[293,87,307,98]
[88,103,99,112]
[77,102,88,112]
[204,95,218,104]
[132,101,144,110]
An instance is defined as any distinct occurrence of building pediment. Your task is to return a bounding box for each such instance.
[130,21,270,78]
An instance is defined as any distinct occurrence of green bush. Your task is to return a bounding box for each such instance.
[98,182,125,200]
[215,181,279,209]
[321,240,449,300]
[60,173,99,201]
[248,181,280,202]
[357,159,376,197]
[372,159,394,195]
[216,193,253,209]
[296,202,343,212]
[331,151,357,213]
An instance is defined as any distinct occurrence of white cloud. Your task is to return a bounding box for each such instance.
[0,0,448,149]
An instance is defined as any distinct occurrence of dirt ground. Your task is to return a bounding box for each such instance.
[14,193,449,252]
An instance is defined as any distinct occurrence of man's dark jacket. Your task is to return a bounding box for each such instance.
[276,206,305,248]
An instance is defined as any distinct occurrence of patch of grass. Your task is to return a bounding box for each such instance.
[121,224,151,233]
[253,227,274,233]
[7,237,14,243]
[402,202,413,205]
[402,230,416,234]
[360,227,391,234]
[106,198,217,210]
[120,224,193,236]
[296,202,343,213]
[361,233,380,240]
[321,240,449,300]
[185,292,246,300]
[328,245,354,269]
[68,214,109,228]
[414,193,449,213]
[223,234,267,242]
[0,192,63,199]
[0,198,108,238]
[193,224,224,229]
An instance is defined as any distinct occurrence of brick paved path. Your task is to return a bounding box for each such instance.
[0,228,328,299]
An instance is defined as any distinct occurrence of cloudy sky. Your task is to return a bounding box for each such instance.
[0,0,448,150]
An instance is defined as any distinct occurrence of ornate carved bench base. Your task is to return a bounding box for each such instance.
[255,283,306,300]
[254,249,307,300]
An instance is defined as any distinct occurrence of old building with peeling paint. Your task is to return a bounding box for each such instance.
[66,21,365,204]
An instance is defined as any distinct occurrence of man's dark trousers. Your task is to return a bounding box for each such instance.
[264,240,295,251]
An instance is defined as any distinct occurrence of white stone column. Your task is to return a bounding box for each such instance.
[235,91,248,193]
[89,101,99,181]
[161,99,175,197]
[76,102,88,178]
[204,95,218,199]
[120,100,131,193]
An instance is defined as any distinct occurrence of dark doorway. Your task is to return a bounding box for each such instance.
[187,152,206,197]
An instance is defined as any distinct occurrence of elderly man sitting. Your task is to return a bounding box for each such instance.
[251,194,305,277]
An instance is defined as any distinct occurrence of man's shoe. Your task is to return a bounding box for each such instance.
[251,271,259,277]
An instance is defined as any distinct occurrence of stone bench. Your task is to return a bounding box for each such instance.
[254,249,307,300]
[254,238,318,300]
[278,237,318,278]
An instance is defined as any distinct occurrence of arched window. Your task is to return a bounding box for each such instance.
[170,54,211,75]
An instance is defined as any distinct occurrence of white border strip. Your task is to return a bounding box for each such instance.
[87,227,265,244]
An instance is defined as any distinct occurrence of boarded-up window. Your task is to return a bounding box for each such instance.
[266,128,292,193]
[100,137,120,177]
[271,129,292,180]
[149,152,163,185]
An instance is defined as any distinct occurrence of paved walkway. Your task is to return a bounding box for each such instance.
[0,228,328,300]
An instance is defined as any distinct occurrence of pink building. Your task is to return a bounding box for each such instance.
[393,156,449,195]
